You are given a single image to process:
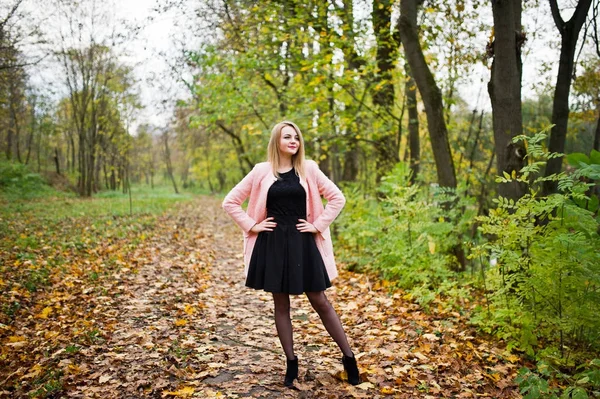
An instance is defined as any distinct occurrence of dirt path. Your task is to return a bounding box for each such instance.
[2,196,521,398]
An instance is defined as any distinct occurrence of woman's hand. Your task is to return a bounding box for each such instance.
[250,217,277,233]
[296,219,318,233]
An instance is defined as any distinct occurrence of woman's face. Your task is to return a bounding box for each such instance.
[279,125,300,157]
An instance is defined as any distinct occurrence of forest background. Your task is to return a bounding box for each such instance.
[1,0,600,397]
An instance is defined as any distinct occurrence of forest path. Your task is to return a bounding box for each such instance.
[1,196,520,398]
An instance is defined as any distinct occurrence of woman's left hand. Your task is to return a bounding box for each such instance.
[296,219,318,233]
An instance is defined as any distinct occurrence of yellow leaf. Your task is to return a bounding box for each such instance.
[174,319,187,327]
[8,336,26,342]
[381,386,395,394]
[162,386,195,397]
[357,382,375,390]
[184,305,195,315]
[428,239,436,254]
[37,307,53,319]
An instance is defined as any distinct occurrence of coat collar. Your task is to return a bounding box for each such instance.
[259,163,308,194]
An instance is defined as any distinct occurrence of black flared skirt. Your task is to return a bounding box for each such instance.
[246,214,331,295]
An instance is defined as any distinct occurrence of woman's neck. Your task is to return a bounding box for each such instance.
[278,155,293,172]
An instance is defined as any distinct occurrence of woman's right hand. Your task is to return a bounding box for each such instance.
[250,217,277,233]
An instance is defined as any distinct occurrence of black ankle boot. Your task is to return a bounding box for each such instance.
[342,354,360,385]
[284,356,298,387]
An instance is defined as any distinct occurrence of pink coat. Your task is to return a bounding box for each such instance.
[222,160,346,281]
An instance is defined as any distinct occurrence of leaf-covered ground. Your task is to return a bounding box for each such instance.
[1,196,522,398]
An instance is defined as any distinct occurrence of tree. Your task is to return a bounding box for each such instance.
[398,0,457,188]
[487,0,527,201]
[371,0,400,177]
[543,0,593,195]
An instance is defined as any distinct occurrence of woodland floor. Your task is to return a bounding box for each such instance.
[1,196,522,398]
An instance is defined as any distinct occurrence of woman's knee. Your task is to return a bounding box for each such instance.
[307,291,330,313]
[273,293,291,313]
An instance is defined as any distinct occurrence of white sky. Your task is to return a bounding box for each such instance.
[15,0,588,133]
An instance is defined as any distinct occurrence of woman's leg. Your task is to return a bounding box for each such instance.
[305,291,353,357]
[273,293,295,360]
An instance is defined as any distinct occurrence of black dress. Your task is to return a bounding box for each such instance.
[246,168,332,294]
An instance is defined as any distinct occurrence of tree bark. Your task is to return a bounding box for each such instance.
[594,108,600,152]
[372,0,399,178]
[372,0,395,107]
[543,0,593,195]
[163,130,179,194]
[488,0,527,201]
[405,63,420,183]
[399,0,456,188]
[54,148,61,175]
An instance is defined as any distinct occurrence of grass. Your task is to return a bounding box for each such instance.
[1,185,194,221]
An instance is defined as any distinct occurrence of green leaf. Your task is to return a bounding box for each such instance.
[589,149,600,165]
[567,153,590,167]
[570,387,589,399]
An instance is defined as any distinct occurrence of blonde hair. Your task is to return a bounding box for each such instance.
[267,121,306,180]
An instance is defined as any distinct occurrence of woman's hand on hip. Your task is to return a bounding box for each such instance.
[296,219,318,233]
[250,217,277,233]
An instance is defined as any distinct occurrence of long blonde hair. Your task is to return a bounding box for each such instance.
[267,121,306,180]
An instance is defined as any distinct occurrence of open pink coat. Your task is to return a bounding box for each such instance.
[222,160,346,281]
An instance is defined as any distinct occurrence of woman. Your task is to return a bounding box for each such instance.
[222,121,360,387]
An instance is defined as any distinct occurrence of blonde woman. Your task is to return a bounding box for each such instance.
[222,121,360,387]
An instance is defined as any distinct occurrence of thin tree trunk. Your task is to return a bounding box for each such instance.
[54,148,61,175]
[543,0,593,194]
[216,121,253,175]
[25,106,35,165]
[594,109,600,151]
[6,116,13,160]
[456,109,478,175]
[405,63,420,183]
[163,130,179,194]
[399,0,456,188]
[468,111,486,170]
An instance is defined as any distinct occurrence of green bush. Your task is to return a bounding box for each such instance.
[337,162,476,306]
[471,132,600,360]
[0,160,54,199]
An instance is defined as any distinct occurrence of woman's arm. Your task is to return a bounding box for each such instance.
[222,166,259,233]
[310,161,346,233]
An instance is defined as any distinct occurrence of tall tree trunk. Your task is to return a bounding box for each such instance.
[78,129,86,196]
[163,130,179,194]
[543,0,593,195]
[334,0,366,182]
[457,109,479,175]
[372,0,395,107]
[372,0,399,178]
[342,138,360,182]
[405,63,420,183]
[6,115,13,160]
[9,95,22,163]
[594,109,600,151]
[488,0,527,201]
[54,148,61,175]
[399,0,456,188]
[25,104,35,165]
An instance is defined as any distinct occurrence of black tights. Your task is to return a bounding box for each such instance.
[272,291,353,360]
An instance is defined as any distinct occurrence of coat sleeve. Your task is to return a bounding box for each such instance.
[222,166,258,233]
[310,161,346,233]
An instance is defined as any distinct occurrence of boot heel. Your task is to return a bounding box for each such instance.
[284,356,298,387]
[342,354,360,385]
